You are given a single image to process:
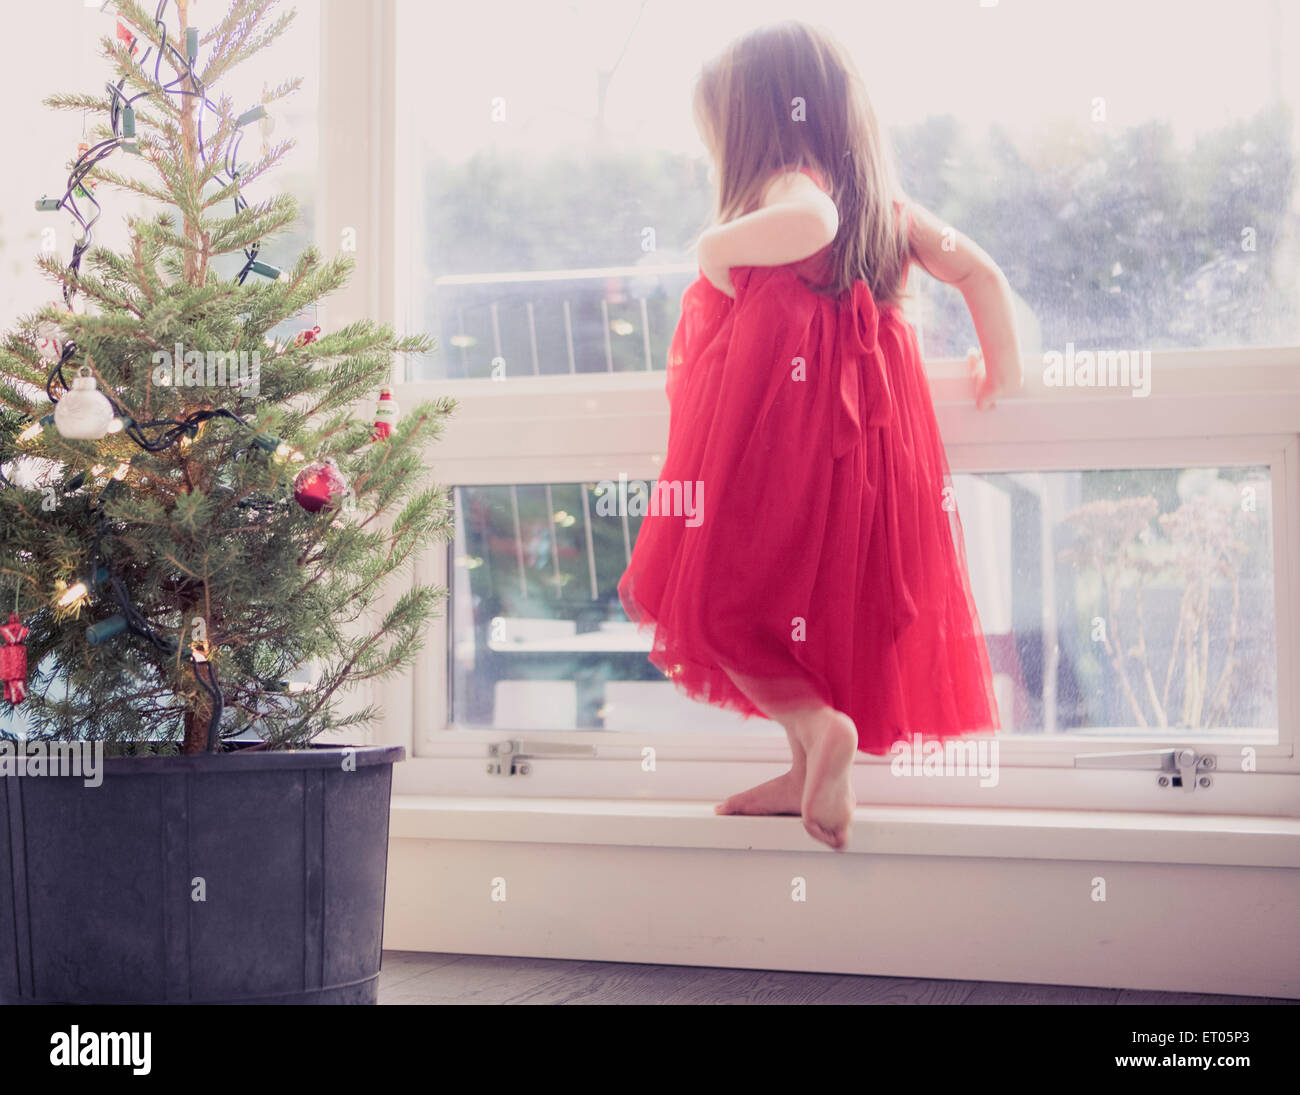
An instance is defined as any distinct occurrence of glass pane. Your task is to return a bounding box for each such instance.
[398,0,1300,374]
[957,466,1276,741]
[436,270,694,379]
[449,467,1278,742]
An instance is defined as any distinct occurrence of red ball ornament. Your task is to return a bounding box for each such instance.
[116,19,138,55]
[293,458,347,513]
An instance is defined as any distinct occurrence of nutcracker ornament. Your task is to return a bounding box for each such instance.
[293,458,348,513]
[0,611,30,705]
[372,388,399,440]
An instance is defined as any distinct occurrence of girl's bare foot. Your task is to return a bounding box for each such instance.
[795,708,858,849]
[715,769,804,816]
[712,716,808,818]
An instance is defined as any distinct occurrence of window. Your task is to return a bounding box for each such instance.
[395,0,1300,370]
[349,1,1300,810]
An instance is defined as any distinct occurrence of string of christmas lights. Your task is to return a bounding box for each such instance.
[34,0,281,427]
[8,1,284,749]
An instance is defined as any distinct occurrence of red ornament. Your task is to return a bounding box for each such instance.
[294,325,321,347]
[0,613,30,705]
[293,458,347,513]
[116,19,138,55]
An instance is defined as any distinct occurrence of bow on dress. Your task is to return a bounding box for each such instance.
[830,279,893,459]
[832,283,919,637]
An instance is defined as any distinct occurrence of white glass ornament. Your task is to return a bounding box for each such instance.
[54,366,115,440]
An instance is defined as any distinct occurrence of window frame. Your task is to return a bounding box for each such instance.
[390,365,1300,775]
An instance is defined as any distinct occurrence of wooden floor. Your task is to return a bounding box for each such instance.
[378,951,1295,1005]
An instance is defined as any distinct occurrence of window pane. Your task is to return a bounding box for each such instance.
[449,467,1278,742]
[957,466,1276,742]
[435,269,695,379]
[399,0,1300,375]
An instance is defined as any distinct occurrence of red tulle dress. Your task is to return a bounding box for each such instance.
[617,167,999,755]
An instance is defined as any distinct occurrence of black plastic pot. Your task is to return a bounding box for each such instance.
[0,743,403,1004]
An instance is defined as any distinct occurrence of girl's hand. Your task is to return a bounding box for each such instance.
[969,347,1022,411]
[698,227,736,298]
[969,348,994,410]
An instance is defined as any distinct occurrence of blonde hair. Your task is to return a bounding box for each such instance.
[692,20,911,306]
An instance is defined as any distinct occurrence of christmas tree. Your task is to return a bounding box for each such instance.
[0,0,454,755]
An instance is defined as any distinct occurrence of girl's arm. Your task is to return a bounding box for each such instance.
[697,171,839,297]
[904,200,1024,411]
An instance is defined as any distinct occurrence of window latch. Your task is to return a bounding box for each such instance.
[487,738,597,777]
[1073,747,1216,792]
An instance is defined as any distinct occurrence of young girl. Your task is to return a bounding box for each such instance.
[617,21,1022,850]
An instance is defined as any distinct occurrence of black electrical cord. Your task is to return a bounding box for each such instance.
[118,407,243,452]
[45,342,76,403]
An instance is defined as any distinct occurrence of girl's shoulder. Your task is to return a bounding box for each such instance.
[764,163,829,198]
[761,166,839,235]
[769,166,909,235]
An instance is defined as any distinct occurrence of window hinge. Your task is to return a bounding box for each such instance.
[1073,747,1217,792]
[487,738,598,777]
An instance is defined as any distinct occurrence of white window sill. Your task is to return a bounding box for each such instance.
[390,796,1300,868]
